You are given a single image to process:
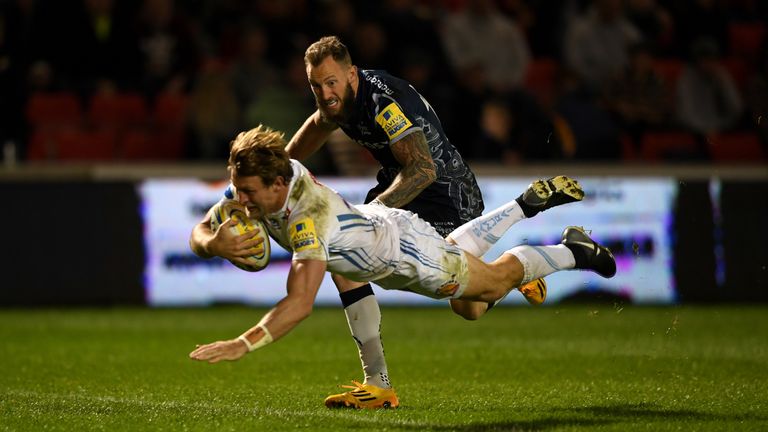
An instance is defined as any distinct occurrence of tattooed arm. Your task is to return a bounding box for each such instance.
[374,131,437,208]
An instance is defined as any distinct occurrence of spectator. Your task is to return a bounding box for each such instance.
[441,0,531,93]
[350,21,393,72]
[473,98,516,162]
[563,0,641,91]
[244,54,336,174]
[499,0,568,58]
[624,0,674,55]
[187,63,239,160]
[508,90,565,161]
[0,0,47,152]
[745,44,768,149]
[474,92,563,163]
[379,0,449,78]
[320,0,356,44]
[398,48,456,136]
[555,68,623,160]
[67,0,140,95]
[135,0,201,98]
[230,25,280,115]
[198,0,257,61]
[604,42,671,149]
[253,0,312,67]
[670,0,729,58]
[676,37,744,139]
[497,0,535,35]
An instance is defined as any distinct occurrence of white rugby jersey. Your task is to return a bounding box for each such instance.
[254,160,401,282]
[224,160,470,299]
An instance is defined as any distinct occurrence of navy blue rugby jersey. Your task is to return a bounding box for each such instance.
[335,69,484,222]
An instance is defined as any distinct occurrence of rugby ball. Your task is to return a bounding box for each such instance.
[209,199,270,272]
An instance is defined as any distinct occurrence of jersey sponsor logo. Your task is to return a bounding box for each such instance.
[364,73,394,95]
[290,218,319,251]
[375,103,413,140]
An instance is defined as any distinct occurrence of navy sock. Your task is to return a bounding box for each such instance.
[340,283,375,307]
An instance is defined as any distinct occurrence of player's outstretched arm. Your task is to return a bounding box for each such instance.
[286,110,338,160]
[189,259,327,364]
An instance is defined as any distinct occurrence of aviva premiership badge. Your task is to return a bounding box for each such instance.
[290,218,318,251]
[375,102,413,140]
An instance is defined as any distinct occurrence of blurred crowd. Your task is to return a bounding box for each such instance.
[1,0,767,172]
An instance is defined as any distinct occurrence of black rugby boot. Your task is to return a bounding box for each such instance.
[561,226,616,278]
[516,175,584,218]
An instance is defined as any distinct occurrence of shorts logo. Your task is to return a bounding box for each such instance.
[437,275,460,297]
[375,103,413,140]
[290,218,318,251]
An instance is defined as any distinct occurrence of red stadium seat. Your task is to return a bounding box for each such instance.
[153,92,188,129]
[28,127,116,161]
[620,134,638,161]
[709,132,765,162]
[25,92,82,128]
[652,59,684,92]
[152,129,186,160]
[119,129,155,160]
[119,129,185,160]
[720,57,749,91]
[56,128,117,161]
[88,92,148,129]
[524,58,558,108]
[640,131,700,161]
[729,22,765,60]
[27,128,62,160]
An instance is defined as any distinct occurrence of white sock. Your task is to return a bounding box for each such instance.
[506,244,576,285]
[343,295,391,389]
[448,200,527,257]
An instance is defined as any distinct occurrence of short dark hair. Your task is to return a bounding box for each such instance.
[304,36,352,67]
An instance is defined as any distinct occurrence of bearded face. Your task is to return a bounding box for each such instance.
[315,81,356,123]
[307,56,358,124]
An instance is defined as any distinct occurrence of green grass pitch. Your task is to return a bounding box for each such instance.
[1,305,767,431]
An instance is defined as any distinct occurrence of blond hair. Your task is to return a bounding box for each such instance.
[304,35,352,67]
[228,125,293,185]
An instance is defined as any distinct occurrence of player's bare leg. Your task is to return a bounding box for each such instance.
[449,278,547,320]
[449,277,547,320]
[460,254,525,303]
[458,227,616,303]
[446,176,582,319]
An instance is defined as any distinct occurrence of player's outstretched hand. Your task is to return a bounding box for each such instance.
[189,339,248,363]
[208,218,264,260]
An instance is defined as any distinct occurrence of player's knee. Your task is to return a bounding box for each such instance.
[332,273,366,293]
[455,309,482,321]
[450,301,485,321]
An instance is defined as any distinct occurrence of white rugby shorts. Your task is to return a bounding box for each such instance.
[373,208,469,299]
